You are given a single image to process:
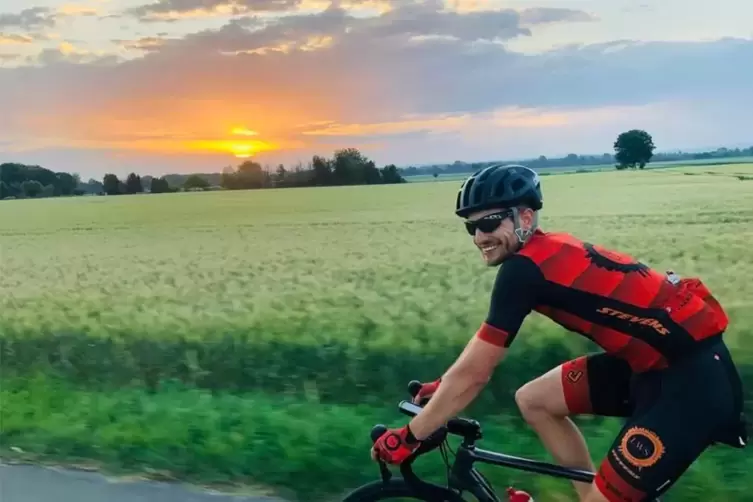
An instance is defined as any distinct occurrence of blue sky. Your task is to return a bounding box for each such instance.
[1,0,752,178]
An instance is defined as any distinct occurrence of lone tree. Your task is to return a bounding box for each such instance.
[614,129,656,169]
[183,174,210,190]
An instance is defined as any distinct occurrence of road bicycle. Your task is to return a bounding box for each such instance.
[341,380,661,502]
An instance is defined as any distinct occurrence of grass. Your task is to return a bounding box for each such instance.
[2,376,750,502]
[1,163,753,500]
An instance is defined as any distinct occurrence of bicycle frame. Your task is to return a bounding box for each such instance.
[397,400,594,502]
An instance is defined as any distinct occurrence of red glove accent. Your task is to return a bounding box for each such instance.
[414,378,441,404]
[373,425,421,465]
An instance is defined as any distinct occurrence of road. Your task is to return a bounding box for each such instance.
[0,462,287,502]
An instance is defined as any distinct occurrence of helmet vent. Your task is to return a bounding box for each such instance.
[511,178,525,191]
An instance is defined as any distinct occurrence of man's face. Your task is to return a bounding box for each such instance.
[464,208,517,267]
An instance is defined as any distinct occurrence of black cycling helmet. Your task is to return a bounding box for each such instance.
[455,164,543,218]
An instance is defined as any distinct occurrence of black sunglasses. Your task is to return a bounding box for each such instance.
[464,210,512,235]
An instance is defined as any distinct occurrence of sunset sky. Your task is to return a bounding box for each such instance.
[1,0,752,178]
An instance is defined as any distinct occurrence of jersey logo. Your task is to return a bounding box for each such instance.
[583,243,649,276]
[596,307,670,335]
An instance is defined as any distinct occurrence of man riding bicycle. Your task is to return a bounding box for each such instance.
[370,164,747,502]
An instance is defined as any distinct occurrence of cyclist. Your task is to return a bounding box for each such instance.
[370,164,747,502]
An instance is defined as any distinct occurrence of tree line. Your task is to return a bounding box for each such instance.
[404,141,753,177]
[0,148,406,199]
[3,132,753,200]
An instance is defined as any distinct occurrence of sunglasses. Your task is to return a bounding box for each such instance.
[464,210,512,235]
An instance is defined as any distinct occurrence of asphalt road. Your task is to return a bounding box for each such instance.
[0,462,287,502]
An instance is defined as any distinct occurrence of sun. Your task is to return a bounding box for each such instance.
[231,143,255,158]
[184,127,280,158]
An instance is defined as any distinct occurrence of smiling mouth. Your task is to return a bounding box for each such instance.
[480,245,499,253]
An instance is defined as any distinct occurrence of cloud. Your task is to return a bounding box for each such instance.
[124,0,306,21]
[0,33,35,45]
[58,4,100,17]
[1,2,752,176]
[0,7,57,30]
[113,36,170,52]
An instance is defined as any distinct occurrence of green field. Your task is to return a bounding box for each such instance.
[2,163,753,501]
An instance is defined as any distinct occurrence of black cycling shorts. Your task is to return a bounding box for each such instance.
[560,336,745,502]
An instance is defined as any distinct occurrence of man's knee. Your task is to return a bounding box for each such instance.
[515,370,569,422]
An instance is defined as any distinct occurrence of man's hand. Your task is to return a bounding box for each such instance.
[370,425,421,465]
[412,378,441,405]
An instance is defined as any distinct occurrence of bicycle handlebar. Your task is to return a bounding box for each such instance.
[369,380,485,486]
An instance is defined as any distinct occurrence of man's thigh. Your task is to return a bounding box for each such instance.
[560,352,634,417]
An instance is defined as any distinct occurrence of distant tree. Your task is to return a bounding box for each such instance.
[125,173,143,193]
[150,176,170,194]
[363,160,382,184]
[614,129,656,169]
[276,164,286,182]
[221,161,268,189]
[81,178,104,194]
[103,174,120,195]
[21,180,43,197]
[56,172,77,195]
[236,160,267,188]
[40,184,55,198]
[311,155,332,186]
[381,164,406,184]
[0,180,11,198]
[332,148,369,185]
[184,174,210,190]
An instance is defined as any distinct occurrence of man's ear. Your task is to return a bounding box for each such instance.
[518,207,535,230]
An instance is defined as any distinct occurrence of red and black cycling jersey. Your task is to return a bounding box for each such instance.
[476,229,729,372]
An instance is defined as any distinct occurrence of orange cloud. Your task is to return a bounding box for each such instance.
[0,34,34,45]
[444,0,498,13]
[58,4,99,16]
[302,113,471,136]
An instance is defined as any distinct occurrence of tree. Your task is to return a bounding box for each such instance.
[311,155,332,186]
[150,176,170,194]
[103,174,120,195]
[21,180,43,197]
[125,173,143,193]
[276,164,286,182]
[614,129,656,169]
[0,181,12,198]
[332,148,368,185]
[184,174,210,190]
[55,172,77,195]
[381,164,406,184]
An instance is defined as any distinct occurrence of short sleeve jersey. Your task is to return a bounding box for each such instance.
[476,229,729,372]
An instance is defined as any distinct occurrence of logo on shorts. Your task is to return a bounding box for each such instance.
[619,427,665,468]
[566,370,584,383]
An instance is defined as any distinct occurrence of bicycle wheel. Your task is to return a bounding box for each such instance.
[340,478,467,502]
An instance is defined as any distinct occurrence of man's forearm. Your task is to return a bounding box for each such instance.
[407,369,488,440]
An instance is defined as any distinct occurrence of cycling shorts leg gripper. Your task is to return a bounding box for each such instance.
[561,356,591,414]
[561,353,634,417]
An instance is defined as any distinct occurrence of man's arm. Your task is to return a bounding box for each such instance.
[407,255,544,440]
[408,333,507,439]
